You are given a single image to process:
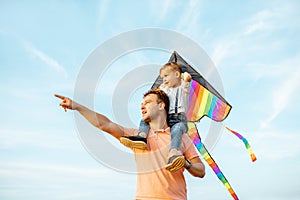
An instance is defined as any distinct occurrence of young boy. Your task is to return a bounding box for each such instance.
[120,62,191,172]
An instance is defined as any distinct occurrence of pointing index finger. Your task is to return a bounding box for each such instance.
[54,94,66,100]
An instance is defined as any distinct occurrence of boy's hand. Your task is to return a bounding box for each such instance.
[183,72,192,82]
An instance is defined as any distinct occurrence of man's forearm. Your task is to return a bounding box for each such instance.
[185,157,205,178]
[75,103,105,128]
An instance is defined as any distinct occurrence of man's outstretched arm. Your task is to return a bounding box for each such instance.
[54,94,125,139]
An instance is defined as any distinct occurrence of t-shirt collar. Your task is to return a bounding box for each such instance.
[154,127,170,134]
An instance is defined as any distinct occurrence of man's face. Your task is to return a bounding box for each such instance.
[141,94,161,123]
[160,67,180,88]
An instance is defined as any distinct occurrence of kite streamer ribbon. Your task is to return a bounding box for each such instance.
[188,122,239,200]
[224,126,257,162]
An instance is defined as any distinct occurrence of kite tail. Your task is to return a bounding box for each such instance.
[224,126,257,162]
[188,123,239,200]
[197,142,239,200]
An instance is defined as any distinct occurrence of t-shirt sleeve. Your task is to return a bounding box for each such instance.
[181,134,199,160]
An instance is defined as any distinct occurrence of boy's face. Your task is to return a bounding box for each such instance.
[160,67,181,88]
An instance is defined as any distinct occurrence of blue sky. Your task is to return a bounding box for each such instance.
[1,0,300,199]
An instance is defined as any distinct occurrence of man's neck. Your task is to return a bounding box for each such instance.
[148,116,168,131]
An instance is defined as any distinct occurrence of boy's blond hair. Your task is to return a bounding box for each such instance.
[160,62,182,74]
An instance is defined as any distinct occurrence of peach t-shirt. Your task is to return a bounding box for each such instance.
[123,127,199,200]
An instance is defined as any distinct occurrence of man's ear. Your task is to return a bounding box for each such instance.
[159,102,165,110]
[175,71,180,78]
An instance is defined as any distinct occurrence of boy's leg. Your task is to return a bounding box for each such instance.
[170,122,187,150]
[120,120,149,150]
[165,121,188,172]
[138,119,150,138]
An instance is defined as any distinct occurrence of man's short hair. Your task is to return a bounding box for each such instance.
[143,89,170,115]
[159,62,182,74]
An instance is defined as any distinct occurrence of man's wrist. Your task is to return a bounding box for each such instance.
[184,159,192,170]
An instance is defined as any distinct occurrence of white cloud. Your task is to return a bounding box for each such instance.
[209,9,280,66]
[210,42,234,67]
[261,55,300,128]
[244,21,266,35]
[243,3,299,36]
[254,129,300,160]
[157,0,174,20]
[176,0,201,33]
[148,0,177,24]
[0,161,110,180]
[23,41,68,78]
[97,0,109,26]
[243,10,273,35]
[0,161,115,199]
[0,160,136,199]
[0,128,78,151]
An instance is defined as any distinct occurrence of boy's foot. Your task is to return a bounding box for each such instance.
[120,136,147,150]
[165,149,185,172]
[165,155,185,172]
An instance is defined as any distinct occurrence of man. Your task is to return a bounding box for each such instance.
[120,62,193,173]
[55,89,205,199]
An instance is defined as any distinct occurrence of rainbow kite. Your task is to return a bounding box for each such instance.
[151,51,256,200]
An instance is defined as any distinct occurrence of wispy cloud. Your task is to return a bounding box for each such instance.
[210,41,235,68]
[243,3,299,36]
[23,41,68,78]
[243,10,273,35]
[211,9,274,66]
[0,162,110,180]
[156,0,173,20]
[0,161,135,199]
[176,0,201,34]
[205,5,300,135]
[0,161,112,199]
[162,0,173,17]
[254,129,300,160]
[97,0,109,26]
[244,21,266,35]
[261,55,300,128]
[0,129,78,151]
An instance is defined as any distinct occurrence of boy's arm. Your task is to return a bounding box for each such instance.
[54,94,125,139]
